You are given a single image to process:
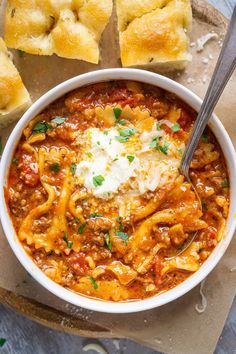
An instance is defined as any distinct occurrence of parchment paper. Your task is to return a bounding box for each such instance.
[0,1,236,353]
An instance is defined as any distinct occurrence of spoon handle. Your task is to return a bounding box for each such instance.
[180,5,236,176]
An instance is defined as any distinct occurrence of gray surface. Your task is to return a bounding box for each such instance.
[0,1,236,354]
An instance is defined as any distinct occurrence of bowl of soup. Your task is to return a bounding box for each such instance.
[0,68,235,313]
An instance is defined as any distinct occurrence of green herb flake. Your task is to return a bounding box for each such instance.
[63,231,69,242]
[86,152,93,158]
[67,241,73,249]
[78,222,87,234]
[127,155,135,163]
[0,137,3,156]
[103,131,109,136]
[18,49,24,58]
[89,213,103,218]
[201,133,209,143]
[117,119,126,125]
[0,338,6,348]
[171,123,180,133]
[119,127,137,137]
[12,157,19,165]
[115,136,129,143]
[221,179,228,188]
[113,107,122,120]
[32,121,52,134]
[63,232,73,249]
[159,141,169,155]
[177,148,183,156]
[70,163,76,176]
[104,232,112,251]
[51,116,66,125]
[50,163,60,173]
[11,8,16,17]
[156,122,161,131]
[93,175,105,187]
[89,276,98,289]
[116,217,124,232]
[97,141,101,145]
[113,158,119,162]
[116,231,129,245]
[149,137,159,149]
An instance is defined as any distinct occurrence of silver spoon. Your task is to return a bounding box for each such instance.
[170,5,236,258]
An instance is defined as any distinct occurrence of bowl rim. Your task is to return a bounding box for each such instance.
[0,68,236,314]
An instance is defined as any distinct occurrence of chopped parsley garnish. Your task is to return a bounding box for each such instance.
[159,141,169,155]
[12,157,19,165]
[89,213,103,218]
[116,231,129,245]
[70,163,76,176]
[149,137,159,149]
[11,8,16,17]
[113,107,122,120]
[149,138,169,155]
[113,157,119,162]
[89,276,98,289]
[96,141,100,145]
[201,133,209,143]
[51,116,66,125]
[18,49,24,57]
[86,152,93,158]
[119,127,137,137]
[116,217,124,231]
[156,122,161,131]
[50,163,60,172]
[78,222,87,234]
[171,123,180,132]
[63,232,73,249]
[221,179,228,188]
[0,338,6,347]
[104,232,112,251]
[103,131,109,135]
[115,136,129,143]
[177,148,183,156]
[93,175,105,187]
[32,121,52,134]
[0,137,3,156]
[117,119,126,125]
[127,155,135,163]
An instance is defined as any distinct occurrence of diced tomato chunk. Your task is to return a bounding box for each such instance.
[178,109,193,129]
[109,88,131,103]
[66,252,89,276]
[21,154,39,187]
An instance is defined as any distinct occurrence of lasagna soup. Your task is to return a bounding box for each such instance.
[6,81,229,302]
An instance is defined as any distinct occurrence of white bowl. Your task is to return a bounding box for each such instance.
[0,68,236,313]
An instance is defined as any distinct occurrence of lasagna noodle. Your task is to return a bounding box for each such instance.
[19,147,74,252]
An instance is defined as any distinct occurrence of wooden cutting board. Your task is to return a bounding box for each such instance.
[0,0,229,340]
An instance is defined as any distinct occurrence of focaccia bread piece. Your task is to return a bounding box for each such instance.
[0,37,31,128]
[4,0,113,64]
[116,0,192,69]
